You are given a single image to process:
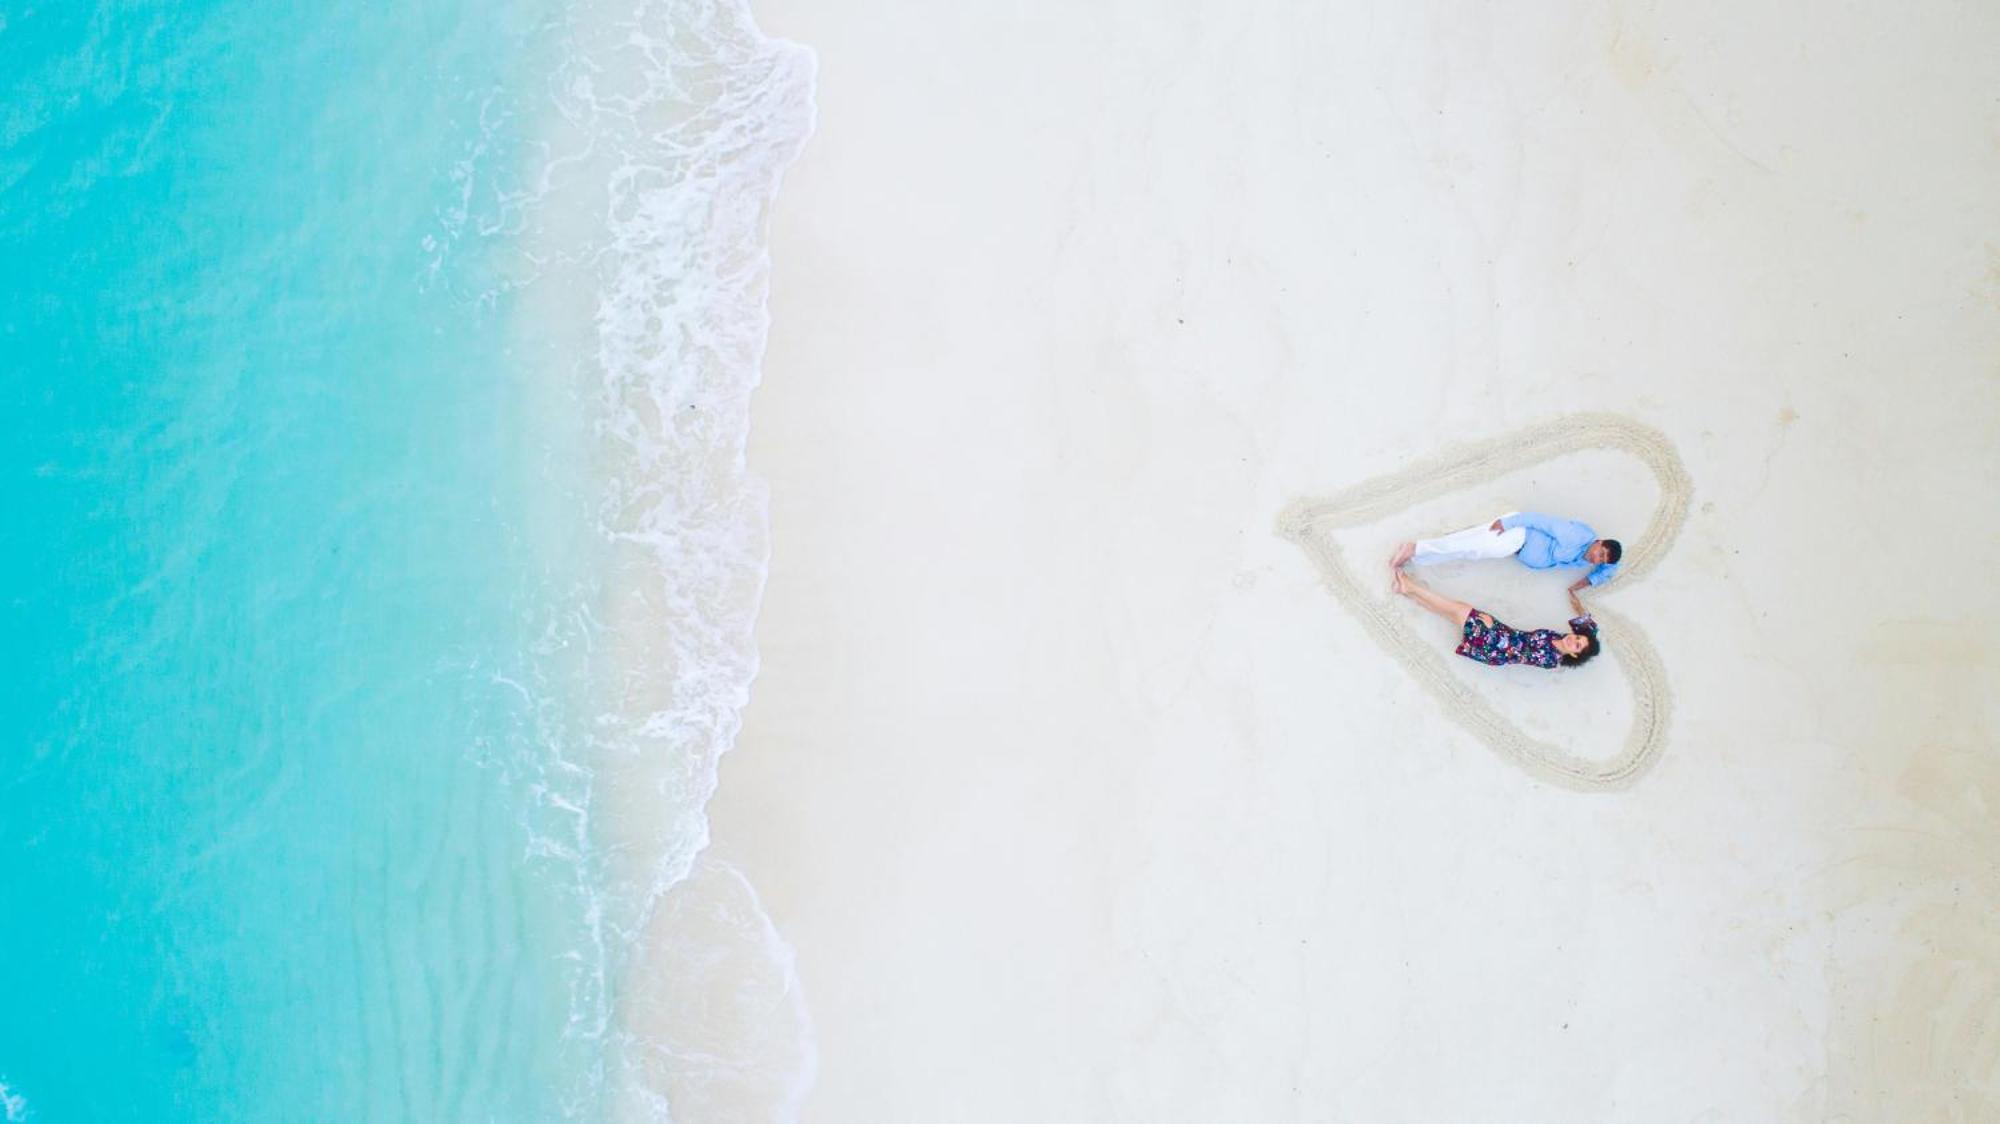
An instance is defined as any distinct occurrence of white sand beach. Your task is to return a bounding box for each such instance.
[704,0,2000,1117]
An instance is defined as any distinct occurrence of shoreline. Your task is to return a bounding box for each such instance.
[507,0,820,1116]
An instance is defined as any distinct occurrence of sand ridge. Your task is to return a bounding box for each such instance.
[1278,413,1693,791]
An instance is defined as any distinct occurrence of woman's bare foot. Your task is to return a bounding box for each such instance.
[1390,541,1415,568]
[1391,569,1410,595]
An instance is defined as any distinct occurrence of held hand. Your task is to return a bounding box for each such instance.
[1489,519,1504,533]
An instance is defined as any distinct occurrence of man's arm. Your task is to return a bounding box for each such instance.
[1499,512,1560,536]
[1567,576,1590,593]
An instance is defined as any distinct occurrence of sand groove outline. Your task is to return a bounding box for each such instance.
[1278,413,1692,791]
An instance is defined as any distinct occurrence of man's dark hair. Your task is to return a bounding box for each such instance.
[1559,632,1602,668]
[1601,539,1623,564]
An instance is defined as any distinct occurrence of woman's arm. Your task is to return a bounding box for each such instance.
[1394,571,1474,627]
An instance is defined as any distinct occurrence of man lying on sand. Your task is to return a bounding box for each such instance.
[1392,569,1601,669]
[1390,511,1622,593]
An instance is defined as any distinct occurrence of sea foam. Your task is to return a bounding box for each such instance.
[470,0,818,1117]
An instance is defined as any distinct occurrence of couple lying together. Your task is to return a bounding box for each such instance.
[1389,512,1623,671]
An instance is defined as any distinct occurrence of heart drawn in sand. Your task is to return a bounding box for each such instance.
[1278,413,1693,791]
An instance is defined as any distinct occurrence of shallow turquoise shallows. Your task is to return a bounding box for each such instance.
[1,1,603,1118]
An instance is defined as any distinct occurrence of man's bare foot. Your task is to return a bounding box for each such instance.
[1390,541,1415,568]
[1391,569,1409,595]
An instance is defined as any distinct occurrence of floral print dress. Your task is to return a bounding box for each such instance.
[1456,611,1596,669]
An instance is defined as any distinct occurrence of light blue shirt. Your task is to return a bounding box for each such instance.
[1501,511,1619,585]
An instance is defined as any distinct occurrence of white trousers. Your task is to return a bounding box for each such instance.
[1410,519,1527,565]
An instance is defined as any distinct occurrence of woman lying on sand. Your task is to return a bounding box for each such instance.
[1391,570,1602,669]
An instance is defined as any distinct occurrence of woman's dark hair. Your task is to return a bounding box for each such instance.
[1559,631,1602,668]
[1601,539,1623,563]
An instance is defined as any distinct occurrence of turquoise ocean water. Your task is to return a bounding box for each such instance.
[1,1,814,1119]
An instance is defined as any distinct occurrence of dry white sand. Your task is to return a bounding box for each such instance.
[702,0,2000,1118]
